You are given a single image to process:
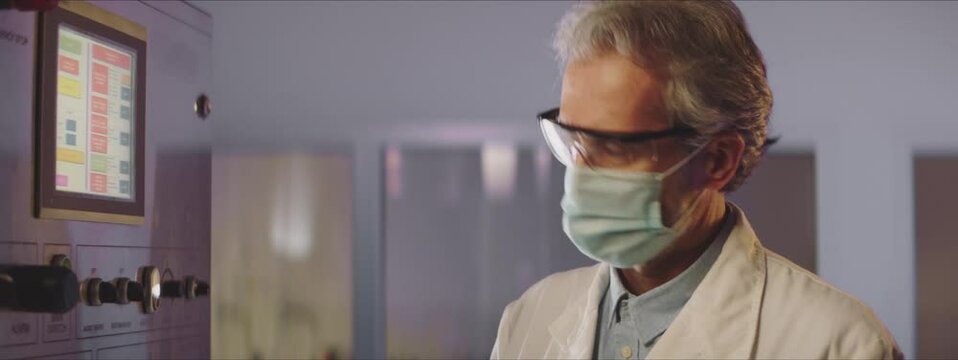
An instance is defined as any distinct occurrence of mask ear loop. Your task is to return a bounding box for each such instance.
[658,142,709,180]
[657,142,711,231]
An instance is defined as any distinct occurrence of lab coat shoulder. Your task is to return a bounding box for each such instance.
[491,263,604,359]
[756,249,903,359]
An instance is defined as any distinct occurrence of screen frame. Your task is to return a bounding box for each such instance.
[35,2,147,225]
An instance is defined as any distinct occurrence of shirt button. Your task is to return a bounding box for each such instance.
[620,345,633,359]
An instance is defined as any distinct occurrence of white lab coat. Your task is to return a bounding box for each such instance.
[491,205,902,359]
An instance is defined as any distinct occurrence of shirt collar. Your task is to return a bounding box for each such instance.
[605,206,735,345]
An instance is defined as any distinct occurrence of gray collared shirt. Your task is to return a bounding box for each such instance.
[592,209,733,360]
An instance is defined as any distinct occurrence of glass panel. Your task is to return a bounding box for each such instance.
[728,152,817,272]
[212,151,353,359]
[914,155,958,359]
[384,146,591,359]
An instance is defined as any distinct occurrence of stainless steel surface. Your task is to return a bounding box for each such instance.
[0,1,211,358]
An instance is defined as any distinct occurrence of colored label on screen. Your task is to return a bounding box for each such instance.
[91,114,108,128]
[58,55,79,75]
[56,175,68,186]
[91,96,108,114]
[57,149,85,164]
[59,34,81,55]
[92,63,109,95]
[58,76,81,98]
[91,114,108,135]
[92,43,131,69]
[90,173,107,193]
[90,155,108,173]
[90,135,108,154]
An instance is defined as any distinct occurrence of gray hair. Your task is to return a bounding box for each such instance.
[553,0,773,192]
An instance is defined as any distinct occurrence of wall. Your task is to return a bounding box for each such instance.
[199,1,958,357]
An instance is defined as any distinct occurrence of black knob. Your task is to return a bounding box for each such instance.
[195,281,209,297]
[98,281,118,304]
[194,94,212,119]
[83,277,119,306]
[183,276,210,299]
[112,277,144,304]
[161,280,183,298]
[126,281,144,302]
[0,265,80,313]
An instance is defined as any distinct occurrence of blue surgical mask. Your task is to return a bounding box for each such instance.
[560,145,707,268]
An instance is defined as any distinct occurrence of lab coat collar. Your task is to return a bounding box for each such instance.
[646,203,766,358]
[547,262,609,358]
[547,203,766,359]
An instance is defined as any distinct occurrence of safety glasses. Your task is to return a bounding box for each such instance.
[537,107,697,169]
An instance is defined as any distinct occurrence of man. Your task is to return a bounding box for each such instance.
[491,1,902,359]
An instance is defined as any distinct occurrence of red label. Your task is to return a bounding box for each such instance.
[58,55,79,75]
[91,134,108,153]
[92,63,109,95]
[91,114,108,128]
[56,175,68,186]
[91,96,108,114]
[90,173,107,193]
[92,44,131,70]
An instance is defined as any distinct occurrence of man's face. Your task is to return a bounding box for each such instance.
[559,52,702,225]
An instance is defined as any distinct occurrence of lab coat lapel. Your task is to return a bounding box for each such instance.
[547,263,609,359]
[647,205,767,359]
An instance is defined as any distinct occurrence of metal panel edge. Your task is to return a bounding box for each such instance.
[138,1,212,37]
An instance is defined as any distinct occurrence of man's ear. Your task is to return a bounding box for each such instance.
[704,133,745,191]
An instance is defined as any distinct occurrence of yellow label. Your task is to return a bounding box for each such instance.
[57,148,85,164]
[58,76,81,98]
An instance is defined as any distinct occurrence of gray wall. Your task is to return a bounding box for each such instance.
[199,1,958,357]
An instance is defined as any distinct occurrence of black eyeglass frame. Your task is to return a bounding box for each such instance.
[537,107,697,142]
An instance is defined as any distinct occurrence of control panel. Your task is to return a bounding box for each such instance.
[0,1,212,358]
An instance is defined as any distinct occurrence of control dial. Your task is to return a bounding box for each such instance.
[82,277,119,306]
[139,266,161,314]
[184,276,210,299]
[161,280,183,298]
[0,265,79,313]
[112,277,145,304]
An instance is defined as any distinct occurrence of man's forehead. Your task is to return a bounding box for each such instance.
[559,53,670,132]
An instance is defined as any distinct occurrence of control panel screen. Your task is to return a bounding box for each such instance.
[55,25,136,201]
[36,2,147,224]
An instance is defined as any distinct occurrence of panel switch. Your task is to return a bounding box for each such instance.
[82,277,118,306]
[112,277,144,304]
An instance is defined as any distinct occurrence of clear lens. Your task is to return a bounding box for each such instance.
[539,119,660,169]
